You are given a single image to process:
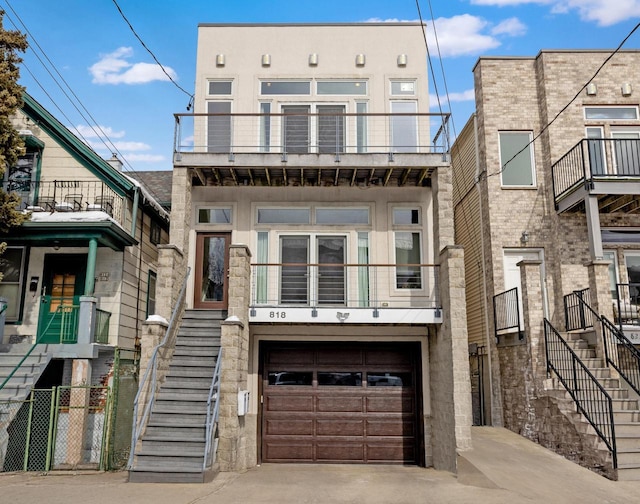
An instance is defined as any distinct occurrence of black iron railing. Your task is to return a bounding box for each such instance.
[563,288,640,406]
[564,288,594,331]
[552,138,640,203]
[2,180,123,224]
[493,287,520,334]
[615,283,640,327]
[544,319,617,469]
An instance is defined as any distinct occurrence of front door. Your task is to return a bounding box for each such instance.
[195,233,230,309]
[37,254,86,344]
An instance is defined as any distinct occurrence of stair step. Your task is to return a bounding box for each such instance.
[617,465,640,481]
[134,453,204,466]
[166,367,217,378]
[612,398,639,410]
[616,448,640,466]
[614,435,640,451]
[170,357,217,367]
[613,422,640,436]
[163,376,214,387]
[613,410,640,423]
[173,348,219,358]
[152,402,208,414]
[144,426,205,438]
[141,439,206,451]
[149,412,207,425]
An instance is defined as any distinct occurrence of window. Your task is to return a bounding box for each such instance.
[586,127,606,175]
[257,208,310,224]
[603,250,618,300]
[316,208,369,225]
[5,151,38,209]
[207,101,232,153]
[356,102,368,153]
[260,81,310,95]
[390,80,416,96]
[395,232,422,289]
[281,105,310,154]
[0,247,26,321]
[584,106,638,120]
[198,207,232,224]
[499,131,535,187]
[390,101,418,153]
[260,102,271,153]
[317,81,367,95]
[208,80,232,95]
[611,130,640,175]
[146,271,157,317]
[393,208,420,225]
[317,105,345,154]
[150,220,162,245]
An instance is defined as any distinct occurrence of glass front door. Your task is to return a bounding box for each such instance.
[195,233,230,309]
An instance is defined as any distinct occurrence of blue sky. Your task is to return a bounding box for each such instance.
[3,0,640,172]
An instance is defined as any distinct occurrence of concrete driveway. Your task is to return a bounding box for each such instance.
[1,427,639,504]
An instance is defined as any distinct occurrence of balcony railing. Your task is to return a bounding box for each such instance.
[492,287,520,335]
[174,112,451,157]
[615,283,640,327]
[250,263,440,312]
[2,180,124,225]
[564,288,594,331]
[552,138,640,202]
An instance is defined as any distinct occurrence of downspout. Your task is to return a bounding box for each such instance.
[130,186,140,238]
[474,112,496,425]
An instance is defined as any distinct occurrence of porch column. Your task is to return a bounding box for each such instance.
[430,245,472,472]
[85,238,98,295]
[519,260,546,385]
[585,195,603,259]
[77,296,97,345]
[587,259,616,367]
[66,359,92,468]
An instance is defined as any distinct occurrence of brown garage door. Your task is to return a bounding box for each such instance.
[261,342,420,464]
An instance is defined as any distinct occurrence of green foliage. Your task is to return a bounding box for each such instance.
[0,9,28,237]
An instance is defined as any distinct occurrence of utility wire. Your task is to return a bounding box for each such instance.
[484,21,640,180]
[111,0,194,110]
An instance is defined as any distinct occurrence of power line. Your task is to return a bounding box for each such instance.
[111,0,194,110]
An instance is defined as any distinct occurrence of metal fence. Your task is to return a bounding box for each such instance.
[493,287,520,334]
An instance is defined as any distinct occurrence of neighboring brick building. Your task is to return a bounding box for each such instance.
[453,50,640,479]
[130,23,472,482]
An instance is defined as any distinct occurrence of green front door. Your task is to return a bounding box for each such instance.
[37,255,86,344]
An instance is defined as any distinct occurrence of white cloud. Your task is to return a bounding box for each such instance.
[73,124,125,139]
[470,0,640,27]
[89,46,177,85]
[492,17,527,36]
[124,154,166,163]
[111,141,151,152]
[430,89,476,108]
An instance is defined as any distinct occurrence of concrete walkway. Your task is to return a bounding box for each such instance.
[1,427,639,504]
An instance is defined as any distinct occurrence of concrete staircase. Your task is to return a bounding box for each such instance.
[563,331,640,481]
[0,344,52,401]
[128,310,225,483]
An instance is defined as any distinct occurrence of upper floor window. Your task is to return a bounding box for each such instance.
[198,207,232,224]
[257,208,310,224]
[499,131,536,187]
[0,246,26,322]
[393,208,420,225]
[260,81,311,95]
[208,80,233,95]
[584,106,638,121]
[317,80,367,95]
[150,220,162,245]
[390,80,416,96]
[316,208,369,225]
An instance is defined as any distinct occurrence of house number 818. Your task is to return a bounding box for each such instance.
[269,311,286,319]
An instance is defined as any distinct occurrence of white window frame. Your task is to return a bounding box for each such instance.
[0,246,26,322]
[584,106,639,121]
[499,131,536,188]
[389,80,417,97]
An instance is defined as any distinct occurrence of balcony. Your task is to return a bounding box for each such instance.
[173,112,451,187]
[249,263,442,324]
[3,180,124,226]
[552,138,640,213]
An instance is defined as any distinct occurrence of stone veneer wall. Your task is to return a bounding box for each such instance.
[430,245,472,472]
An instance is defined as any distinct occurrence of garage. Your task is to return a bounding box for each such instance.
[260,342,422,464]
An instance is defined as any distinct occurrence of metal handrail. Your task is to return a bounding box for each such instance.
[0,304,68,393]
[563,289,640,398]
[544,319,617,469]
[204,348,223,469]
[128,267,191,468]
[564,288,594,331]
[492,287,520,334]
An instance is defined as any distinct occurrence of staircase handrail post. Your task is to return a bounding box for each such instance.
[128,267,191,469]
[204,347,224,470]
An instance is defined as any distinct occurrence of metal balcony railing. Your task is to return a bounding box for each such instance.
[2,180,124,225]
[615,283,640,327]
[250,263,440,310]
[492,287,520,335]
[174,112,451,156]
[564,288,595,331]
[552,138,640,202]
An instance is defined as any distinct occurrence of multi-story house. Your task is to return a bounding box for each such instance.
[0,93,169,472]
[129,23,471,483]
[453,50,640,479]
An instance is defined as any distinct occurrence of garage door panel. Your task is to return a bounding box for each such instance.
[316,443,365,461]
[317,396,363,413]
[262,343,419,464]
[367,443,416,462]
[367,396,414,413]
[266,418,314,436]
[264,442,314,461]
[266,395,313,412]
[366,418,415,437]
[317,419,364,436]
